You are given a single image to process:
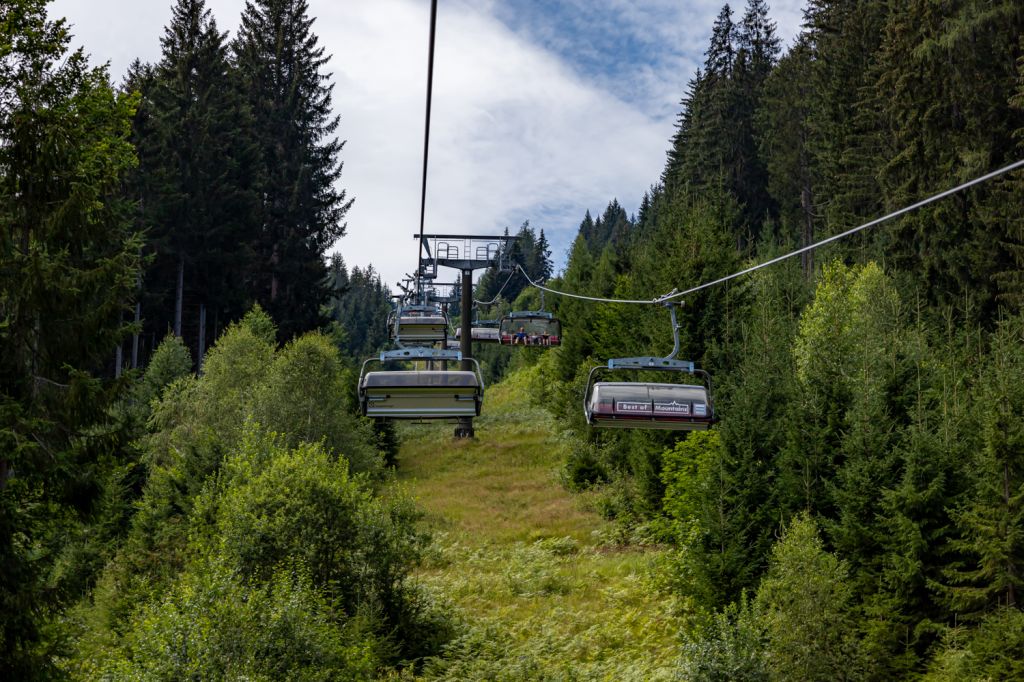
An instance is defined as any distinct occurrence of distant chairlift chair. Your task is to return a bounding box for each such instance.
[498,311,561,347]
[392,304,448,347]
[455,326,500,343]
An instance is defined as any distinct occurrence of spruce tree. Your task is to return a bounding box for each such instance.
[757,36,819,274]
[871,0,1023,317]
[947,315,1024,613]
[234,0,353,339]
[140,0,258,355]
[731,0,780,242]
[535,228,553,281]
[663,70,704,190]
[0,1,140,673]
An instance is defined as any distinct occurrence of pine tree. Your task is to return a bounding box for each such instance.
[802,0,889,235]
[139,0,259,355]
[678,6,736,196]
[946,315,1024,613]
[731,0,780,243]
[871,0,1024,317]
[0,1,141,673]
[235,0,353,339]
[535,228,553,281]
[663,70,704,190]
[757,36,819,274]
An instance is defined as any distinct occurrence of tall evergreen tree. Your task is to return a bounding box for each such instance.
[234,0,352,339]
[731,0,780,241]
[947,315,1024,613]
[663,70,704,190]
[323,255,392,358]
[802,0,889,234]
[871,0,1024,317]
[757,36,818,274]
[535,228,553,281]
[138,0,258,355]
[0,1,141,673]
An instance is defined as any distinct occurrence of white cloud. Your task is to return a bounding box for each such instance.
[48,0,807,289]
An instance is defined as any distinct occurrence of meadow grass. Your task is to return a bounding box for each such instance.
[391,368,683,680]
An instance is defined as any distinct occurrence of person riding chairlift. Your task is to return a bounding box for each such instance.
[514,325,528,345]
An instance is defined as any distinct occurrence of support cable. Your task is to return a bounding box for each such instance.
[658,158,1024,302]
[473,268,520,306]
[416,0,438,272]
[516,265,671,305]
[520,158,1024,306]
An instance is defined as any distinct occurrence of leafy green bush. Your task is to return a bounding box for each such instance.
[136,334,193,409]
[199,429,444,661]
[678,597,768,682]
[753,513,864,681]
[251,332,380,475]
[96,559,377,681]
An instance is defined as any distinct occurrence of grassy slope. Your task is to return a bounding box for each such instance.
[392,368,682,681]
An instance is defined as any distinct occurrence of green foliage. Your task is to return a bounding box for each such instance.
[946,314,1024,613]
[678,597,769,682]
[0,0,141,673]
[63,304,416,675]
[754,513,863,681]
[241,302,279,346]
[923,607,1024,682]
[95,559,377,681]
[662,430,758,607]
[251,332,380,474]
[205,433,424,637]
[136,334,193,409]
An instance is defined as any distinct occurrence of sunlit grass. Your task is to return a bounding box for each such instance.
[390,367,683,680]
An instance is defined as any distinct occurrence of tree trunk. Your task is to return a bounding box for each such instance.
[174,255,184,337]
[270,244,280,302]
[131,300,141,369]
[198,302,207,374]
[801,182,814,278]
[1005,460,1018,607]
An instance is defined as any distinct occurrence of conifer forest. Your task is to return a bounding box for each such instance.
[3,0,1024,679]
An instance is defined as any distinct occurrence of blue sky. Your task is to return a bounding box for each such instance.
[50,0,806,288]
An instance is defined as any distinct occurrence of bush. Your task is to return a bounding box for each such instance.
[251,332,381,475]
[753,513,864,681]
[97,559,377,681]
[678,597,768,682]
[206,430,441,660]
[923,607,1024,681]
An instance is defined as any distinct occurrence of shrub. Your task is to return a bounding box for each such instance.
[97,559,377,681]
[251,332,381,475]
[208,431,441,660]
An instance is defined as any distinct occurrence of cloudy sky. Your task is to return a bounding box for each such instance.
[50,0,806,288]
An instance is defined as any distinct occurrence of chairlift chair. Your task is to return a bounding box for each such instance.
[583,303,714,431]
[455,326,501,343]
[358,347,484,419]
[393,304,448,346]
[498,311,561,347]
